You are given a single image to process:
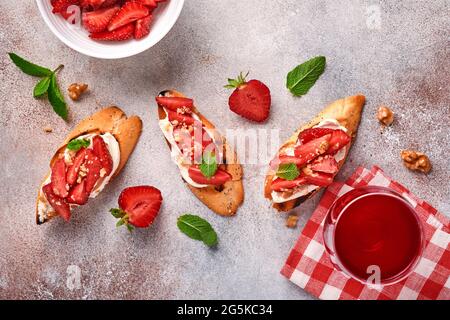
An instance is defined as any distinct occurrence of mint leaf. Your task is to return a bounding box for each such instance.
[177,214,218,247]
[276,163,300,181]
[199,152,218,179]
[67,138,90,151]
[48,73,68,120]
[286,56,326,96]
[8,53,52,77]
[33,76,51,98]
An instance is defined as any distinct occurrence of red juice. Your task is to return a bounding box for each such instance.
[328,187,423,283]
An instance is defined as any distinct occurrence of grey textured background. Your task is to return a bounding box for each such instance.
[0,0,449,299]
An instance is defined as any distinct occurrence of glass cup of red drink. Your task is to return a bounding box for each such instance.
[323,186,424,286]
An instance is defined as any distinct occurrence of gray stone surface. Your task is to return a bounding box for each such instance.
[0,0,449,299]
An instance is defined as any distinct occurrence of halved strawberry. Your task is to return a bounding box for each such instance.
[84,149,103,193]
[67,180,89,205]
[134,15,153,39]
[226,72,271,122]
[90,23,135,41]
[107,1,149,31]
[270,176,308,192]
[326,130,351,154]
[293,134,331,166]
[310,156,339,174]
[92,135,113,176]
[42,183,71,221]
[167,109,196,125]
[82,5,120,33]
[188,166,232,186]
[51,0,80,14]
[298,127,334,144]
[269,155,305,169]
[156,96,194,112]
[113,185,163,228]
[51,158,69,198]
[66,148,88,186]
[303,171,334,187]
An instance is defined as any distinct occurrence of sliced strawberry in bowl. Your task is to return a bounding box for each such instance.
[326,130,351,155]
[90,23,135,41]
[298,127,334,144]
[51,158,69,198]
[226,72,271,123]
[111,185,163,229]
[137,0,158,9]
[92,135,113,176]
[293,134,331,166]
[51,0,80,14]
[67,180,89,205]
[107,1,149,31]
[156,96,194,112]
[270,176,308,192]
[42,183,71,221]
[188,166,232,186]
[82,5,120,33]
[310,155,339,174]
[84,149,103,193]
[134,15,153,39]
[66,148,88,186]
[80,0,106,10]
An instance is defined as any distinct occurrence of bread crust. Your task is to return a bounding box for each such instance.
[36,107,143,224]
[157,90,244,216]
[264,95,365,212]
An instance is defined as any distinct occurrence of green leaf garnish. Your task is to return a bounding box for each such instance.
[286,56,326,96]
[48,73,68,120]
[8,53,53,77]
[276,163,300,181]
[33,76,51,98]
[177,214,218,247]
[199,151,218,179]
[67,138,90,151]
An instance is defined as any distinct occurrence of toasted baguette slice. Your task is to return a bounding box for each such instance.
[264,95,365,212]
[157,90,244,216]
[36,107,143,224]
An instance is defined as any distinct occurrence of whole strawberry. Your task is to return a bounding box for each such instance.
[225,72,271,122]
[110,185,163,232]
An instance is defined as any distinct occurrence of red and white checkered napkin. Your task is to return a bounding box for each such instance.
[281,166,450,300]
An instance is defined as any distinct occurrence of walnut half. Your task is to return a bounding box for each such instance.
[377,105,394,126]
[401,150,432,173]
[286,215,299,228]
[68,83,88,101]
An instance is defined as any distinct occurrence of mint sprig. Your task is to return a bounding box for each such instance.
[177,214,218,247]
[199,151,218,179]
[8,53,68,120]
[286,56,326,96]
[67,138,90,151]
[276,163,300,181]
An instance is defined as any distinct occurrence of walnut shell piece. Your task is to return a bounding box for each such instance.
[286,215,299,228]
[401,150,432,173]
[377,105,394,126]
[68,83,88,101]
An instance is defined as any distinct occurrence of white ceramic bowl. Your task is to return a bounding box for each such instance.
[36,0,184,59]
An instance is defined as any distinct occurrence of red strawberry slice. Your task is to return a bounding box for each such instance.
[137,0,157,9]
[299,127,334,144]
[51,0,80,13]
[80,0,105,10]
[270,176,308,192]
[84,149,103,193]
[303,171,334,187]
[269,155,305,169]
[51,158,69,198]
[188,166,232,186]
[107,1,149,31]
[167,109,196,125]
[326,130,351,155]
[82,5,120,33]
[310,156,339,174]
[118,186,163,228]
[294,134,331,166]
[42,183,71,221]
[67,180,89,205]
[134,15,153,39]
[92,135,113,176]
[156,96,194,112]
[66,148,88,186]
[226,72,271,123]
[90,23,135,41]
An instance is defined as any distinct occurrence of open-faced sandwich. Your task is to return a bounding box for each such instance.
[156,90,244,216]
[264,95,365,212]
[36,107,142,224]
